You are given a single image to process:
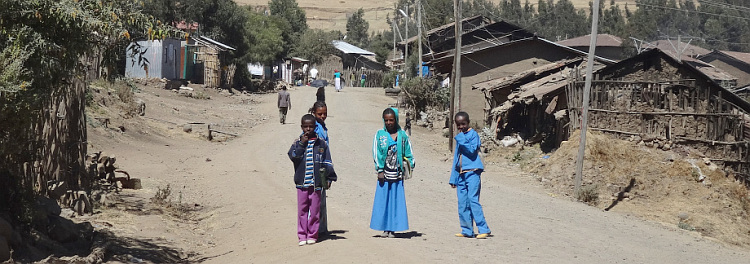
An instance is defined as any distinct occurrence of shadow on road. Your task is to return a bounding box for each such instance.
[604,178,636,211]
[319,230,348,242]
[101,230,194,263]
[394,231,424,239]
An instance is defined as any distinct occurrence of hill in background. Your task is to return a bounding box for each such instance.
[234,0,636,33]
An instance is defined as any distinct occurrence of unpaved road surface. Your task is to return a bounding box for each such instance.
[106,86,750,263]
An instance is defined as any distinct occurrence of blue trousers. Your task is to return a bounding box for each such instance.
[456,170,490,236]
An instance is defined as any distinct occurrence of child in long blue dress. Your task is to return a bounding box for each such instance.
[370,107,415,238]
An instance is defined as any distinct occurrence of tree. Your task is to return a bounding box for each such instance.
[422,0,453,30]
[369,30,395,64]
[0,0,166,228]
[244,10,286,65]
[293,29,341,65]
[269,0,308,56]
[600,1,627,37]
[500,0,524,23]
[346,8,370,48]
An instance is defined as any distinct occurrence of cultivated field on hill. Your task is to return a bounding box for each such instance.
[234,0,636,33]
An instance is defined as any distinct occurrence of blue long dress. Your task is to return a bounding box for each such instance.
[370,135,409,232]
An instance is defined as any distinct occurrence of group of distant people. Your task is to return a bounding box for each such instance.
[277,76,490,247]
[333,69,367,92]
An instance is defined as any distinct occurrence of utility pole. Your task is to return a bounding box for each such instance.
[393,21,397,61]
[454,2,462,112]
[417,0,423,78]
[404,4,409,77]
[574,0,601,194]
[450,0,462,150]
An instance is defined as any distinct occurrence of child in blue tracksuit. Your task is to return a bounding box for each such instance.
[449,111,491,239]
[309,101,334,235]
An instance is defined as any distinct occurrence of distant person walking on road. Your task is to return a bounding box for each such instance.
[361,72,367,87]
[277,85,291,124]
[310,68,318,80]
[334,69,342,92]
[316,87,325,102]
[370,107,415,238]
[450,111,490,239]
[289,114,336,246]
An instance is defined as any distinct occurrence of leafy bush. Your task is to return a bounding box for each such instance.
[381,71,397,88]
[400,77,448,114]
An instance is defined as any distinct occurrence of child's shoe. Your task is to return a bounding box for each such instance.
[298,241,307,246]
[387,232,395,238]
[476,233,490,239]
[306,239,316,245]
[455,233,471,238]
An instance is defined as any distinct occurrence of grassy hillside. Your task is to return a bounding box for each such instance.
[234,0,636,33]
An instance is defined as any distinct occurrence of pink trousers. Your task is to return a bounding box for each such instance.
[297,187,321,241]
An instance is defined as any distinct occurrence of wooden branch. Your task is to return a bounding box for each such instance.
[709,159,750,164]
[589,127,640,136]
[209,129,238,137]
[399,87,418,110]
[588,108,741,117]
[673,136,746,145]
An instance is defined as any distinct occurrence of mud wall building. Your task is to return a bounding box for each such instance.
[566,49,750,180]
[428,37,614,127]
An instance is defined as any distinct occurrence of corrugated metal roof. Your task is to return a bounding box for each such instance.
[198,36,235,51]
[332,41,375,55]
[291,57,309,62]
[556,34,622,47]
[399,15,486,45]
[642,40,710,59]
[472,58,583,91]
[428,37,616,66]
[719,50,750,65]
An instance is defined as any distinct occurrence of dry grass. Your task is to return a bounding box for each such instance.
[521,130,750,248]
[91,79,138,118]
[151,184,197,220]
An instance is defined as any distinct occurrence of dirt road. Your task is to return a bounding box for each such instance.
[103,85,750,263]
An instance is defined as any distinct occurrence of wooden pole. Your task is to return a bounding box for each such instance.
[455,2,462,112]
[450,0,462,151]
[574,0,601,194]
[417,0,423,78]
[405,4,409,78]
[393,20,396,62]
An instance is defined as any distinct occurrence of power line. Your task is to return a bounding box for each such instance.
[638,2,750,21]
[697,0,750,13]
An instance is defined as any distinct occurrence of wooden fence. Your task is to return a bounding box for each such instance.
[566,80,750,180]
[0,77,88,199]
[314,58,386,88]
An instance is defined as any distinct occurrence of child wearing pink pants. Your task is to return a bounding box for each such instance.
[288,114,336,246]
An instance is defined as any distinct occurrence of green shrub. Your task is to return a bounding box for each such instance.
[381,71,397,88]
[400,77,447,114]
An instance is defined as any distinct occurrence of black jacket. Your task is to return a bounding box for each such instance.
[288,138,336,188]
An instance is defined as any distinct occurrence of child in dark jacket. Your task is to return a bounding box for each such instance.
[289,114,336,246]
[449,111,490,239]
